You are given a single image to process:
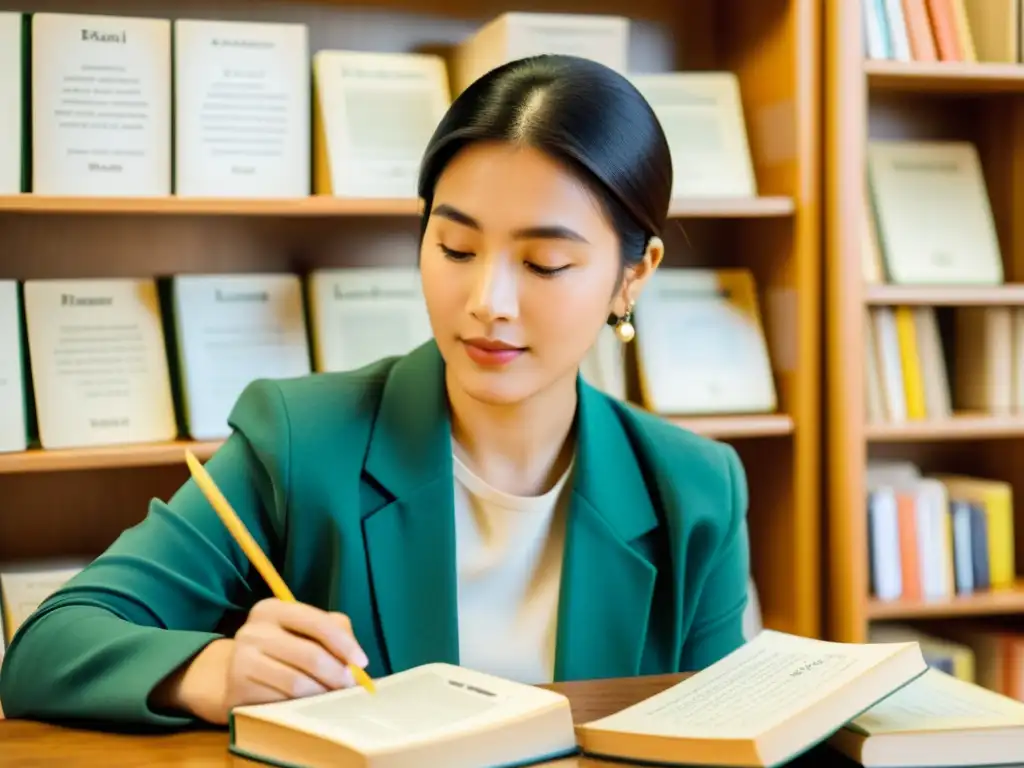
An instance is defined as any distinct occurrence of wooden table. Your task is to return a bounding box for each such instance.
[0,673,851,767]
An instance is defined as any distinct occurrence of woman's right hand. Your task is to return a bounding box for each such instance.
[157,598,369,725]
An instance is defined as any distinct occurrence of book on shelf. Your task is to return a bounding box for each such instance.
[22,278,178,450]
[864,303,1024,423]
[312,50,450,200]
[31,12,172,197]
[629,72,757,200]
[0,281,28,454]
[0,560,86,648]
[633,268,777,416]
[865,460,1015,603]
[828,666,1024,768]
[167,273,312,441]
[173,19,310,198]
[229,629,929,768]
[865,140,1003,286]
[306,267,433,373]
[868,624,976,681]
[0,12,25,195]
[863,0,979,62]
[449,12,629,96]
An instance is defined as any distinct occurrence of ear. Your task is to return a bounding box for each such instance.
[610,236,664,316]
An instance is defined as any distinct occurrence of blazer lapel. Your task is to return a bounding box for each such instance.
[362,342,460,675]
[554,381,660,681]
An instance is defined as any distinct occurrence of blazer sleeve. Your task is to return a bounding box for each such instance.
[0,379,291,728]
[679,442,751,670]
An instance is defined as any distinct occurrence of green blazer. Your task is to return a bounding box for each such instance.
[0,341,751,728]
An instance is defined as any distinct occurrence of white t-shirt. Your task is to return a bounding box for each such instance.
[452,451,573,685]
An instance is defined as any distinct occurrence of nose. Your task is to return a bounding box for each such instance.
[467,254,519,324]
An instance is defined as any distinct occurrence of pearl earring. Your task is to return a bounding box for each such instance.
[613,303,635,343]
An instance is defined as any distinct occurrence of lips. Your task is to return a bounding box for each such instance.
[460,337,526,367]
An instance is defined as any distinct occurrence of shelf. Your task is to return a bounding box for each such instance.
[865,59,1024,94]
[0,414,793,477]
[0,194,794,220]
[668,413,794,438]
[864,284,1024,305]
[866,414,1024,441]
[667,196,795,218]
[0,195,423,217]
[0,440,222,475]
[868,581,1024,619]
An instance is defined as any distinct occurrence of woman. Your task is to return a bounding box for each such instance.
[0,54,751,728]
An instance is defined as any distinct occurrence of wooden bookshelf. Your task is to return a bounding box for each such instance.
[0,0,822,641]
[826,0,1024,644]
[0,194,794,219]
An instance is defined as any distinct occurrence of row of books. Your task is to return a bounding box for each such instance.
[0,11,758,202]
[2,559,1024,767]
[866,304,1024,423]
[863,0,981,62]
[866,461,1016,602]
[863,139,1004,287]
[0,267,778,453]
[870,622,1024,701]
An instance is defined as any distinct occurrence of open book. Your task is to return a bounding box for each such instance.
[828,666,1024,767]
[575,629,927,767]
[228,662,576,768]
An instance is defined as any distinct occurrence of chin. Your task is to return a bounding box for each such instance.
[450,371,539,406]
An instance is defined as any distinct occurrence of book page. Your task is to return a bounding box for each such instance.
[634,269,776,414]
[0,13,23,194]
[848,668,1024,734]
[1,562,85,643]
[630,73,756,199]
[174,20,309,197]
[308,268,433,372]
[24,278,177,449]
[867,141,1003,285]
[31,13,171,196]
[243,664,558,750]
[583,631,915,739]
[173,274,311,440]
[315,51,450,198]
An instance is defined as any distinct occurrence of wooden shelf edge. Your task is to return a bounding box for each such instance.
[667,196,795,218]
[0,414,793,474]
[0,440,223,474]
[0,194,794,219]
[864,284,1024,305]
[0,195,423,217]
[868,581,1024,619]
[865,59,1024,92]
[866,414,1024,441]
[667,413,794,438]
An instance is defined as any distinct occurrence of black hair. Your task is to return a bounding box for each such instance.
[417,54,673,271]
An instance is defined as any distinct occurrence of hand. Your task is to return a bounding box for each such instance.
[156,598,369,725]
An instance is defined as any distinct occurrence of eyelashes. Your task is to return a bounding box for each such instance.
[437,243,570,277]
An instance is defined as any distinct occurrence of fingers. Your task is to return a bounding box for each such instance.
[251,599,368,669]
[257,622,356,690]
[245,654,329,701]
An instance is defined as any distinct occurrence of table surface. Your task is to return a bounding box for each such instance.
[0,673,850,767]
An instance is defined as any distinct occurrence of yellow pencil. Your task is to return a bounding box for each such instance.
[184,449,376,694]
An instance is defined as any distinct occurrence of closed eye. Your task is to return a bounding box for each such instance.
[527,263,570,277]
[439,243,473,261]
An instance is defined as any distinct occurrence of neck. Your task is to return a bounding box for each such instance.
[447,370,578,497]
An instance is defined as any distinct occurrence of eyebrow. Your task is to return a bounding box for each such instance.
[431,203,589,243]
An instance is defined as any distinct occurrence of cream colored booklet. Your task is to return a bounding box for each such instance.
[575,629,927,768]
[229,662,576,768]
[829,667,1024,767]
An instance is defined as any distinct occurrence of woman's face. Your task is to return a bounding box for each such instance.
[420,140,641,406]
